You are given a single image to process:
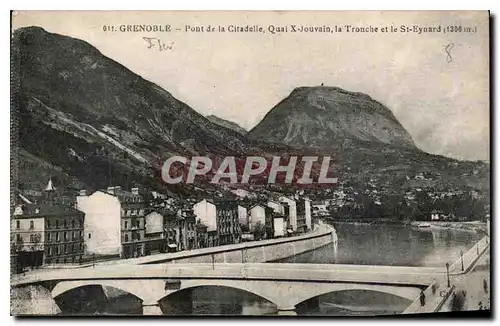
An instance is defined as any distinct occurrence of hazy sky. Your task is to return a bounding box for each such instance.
[13,11,489,161]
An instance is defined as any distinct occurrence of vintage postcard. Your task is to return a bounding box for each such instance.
[10,11,490,316]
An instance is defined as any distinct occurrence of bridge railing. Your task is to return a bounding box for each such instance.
[449,236,489,274]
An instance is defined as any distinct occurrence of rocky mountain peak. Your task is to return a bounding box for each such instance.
[247,85,416,149]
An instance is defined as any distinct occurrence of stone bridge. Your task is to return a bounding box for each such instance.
[12,263,443,315]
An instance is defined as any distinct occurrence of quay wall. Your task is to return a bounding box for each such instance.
[139,225,337,265]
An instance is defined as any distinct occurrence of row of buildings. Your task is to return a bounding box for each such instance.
[11,180,312,270]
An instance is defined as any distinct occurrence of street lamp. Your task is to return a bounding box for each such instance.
[460,250,464,271]
[445,262,450,287]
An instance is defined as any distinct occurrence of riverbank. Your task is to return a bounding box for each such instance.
[410,221,487,235]
[324,218,410,226]
[324,218,487,234]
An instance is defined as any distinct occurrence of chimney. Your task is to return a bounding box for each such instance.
[131,187,140,195]
[78,189,87,196]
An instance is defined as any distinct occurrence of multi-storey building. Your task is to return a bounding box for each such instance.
[247,203,275,239]
[215,201,242,245]
[144,211,165,254]
[207,231,218,247]
[279,196,297,231]
[11,203,85,268]
[76,186,147,259]
[295,198,312,233]
[193,199,217,232]
[163,208,180,252]
[177,207,197,250]
[196,223,208,249]
[267,200,290,237]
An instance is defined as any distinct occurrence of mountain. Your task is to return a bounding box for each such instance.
[206,115,247,135]
[12,26,250,194]
[247,86,416,149]
[11,26,489,209]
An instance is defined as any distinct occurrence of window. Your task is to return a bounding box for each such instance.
[16,221,20,229]
[136,220,140,228]
[72,231,76,240]
[88,233,91,239]
[72,244,75,253]
[47,220,51,228]
[72,220,75,228]
[30,234,34,243]
[56,232,60,241]
[64,244,68,253]
[29,220,34,230]
[64,232,68,241]
[47,233,51,241]
[16,234,21,242]
[55,246,59,255]
[48,246,52,256]
[124,234,129,242]
[55,220,59,229]
[125,221,128,229]
[64,220,67,228]
[80,231,83,239]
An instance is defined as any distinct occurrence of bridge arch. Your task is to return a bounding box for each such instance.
[51,279,167,304]
[290,283,420,308]
[159,280,280,307]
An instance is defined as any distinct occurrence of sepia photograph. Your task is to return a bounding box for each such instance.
[9,10,490,317]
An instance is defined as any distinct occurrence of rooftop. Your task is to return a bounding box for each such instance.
[12,203,83,218]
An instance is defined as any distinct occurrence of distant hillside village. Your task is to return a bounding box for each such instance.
[10,179,316,273]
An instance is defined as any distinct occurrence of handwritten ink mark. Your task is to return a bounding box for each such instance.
[444,43,454,63]
[143,37,174,51]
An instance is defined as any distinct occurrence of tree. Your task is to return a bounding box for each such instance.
[253,221,265,241]
[240,223,250,233]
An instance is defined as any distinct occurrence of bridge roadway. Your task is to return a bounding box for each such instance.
[12,262,444,315]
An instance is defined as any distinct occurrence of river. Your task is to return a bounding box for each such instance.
[56,223,483,316]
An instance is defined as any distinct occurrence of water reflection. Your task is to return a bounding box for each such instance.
[296,290,411,316]
[160,286,277,315]
[275,223,482,267]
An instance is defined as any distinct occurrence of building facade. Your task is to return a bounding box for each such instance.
[279,196,297,231]
[144,211,165,254]
[215,201,242,245]
[177,208,197,250]
[11,203,85,268]
[76,186,147,259]
[193,199,217,232]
